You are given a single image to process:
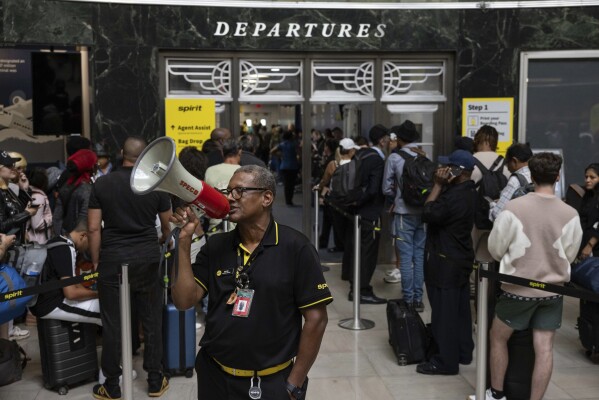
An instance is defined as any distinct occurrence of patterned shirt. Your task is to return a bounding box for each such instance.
[489,165,531,222]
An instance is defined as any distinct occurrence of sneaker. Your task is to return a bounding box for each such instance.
[413,301,425,313]
[9,326,30,341]
[485,388,506,400]
[384,269,401,284]
[195,322,203,330]
[93,384,121,400]
[385,267,398,276]
[148,376,169,397]
[99,369,137,385]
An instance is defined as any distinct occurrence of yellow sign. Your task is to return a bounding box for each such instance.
[462,98,514,155]
[165,99,215,154]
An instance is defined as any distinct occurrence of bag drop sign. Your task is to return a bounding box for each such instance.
[165,98,215,155]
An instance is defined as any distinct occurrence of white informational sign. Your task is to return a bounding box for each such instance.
[462,98,514,155]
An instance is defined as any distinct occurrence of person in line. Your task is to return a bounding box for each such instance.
[316,138,341,252]
[171,165,332,400]
[93,144,113,180]
[53,149,97,236]
[88,136,172,399]
[382,121,426,311]
[271,131,300,206]
[417,149,477,375]
[489,143,533,221]
[486,153,582,400]
[203,127,232,168]
[343,125,389,305]
[205,139,242,235]
[239,134,266,168]
[30,218,100,325]
[575,163,599,260]
[25,167,53,244]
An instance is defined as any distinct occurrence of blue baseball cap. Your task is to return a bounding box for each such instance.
[438,149,475,171]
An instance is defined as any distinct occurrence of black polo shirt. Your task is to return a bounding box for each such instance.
[193,219,332,370]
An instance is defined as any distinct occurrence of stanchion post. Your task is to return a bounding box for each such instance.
[120,263,133,400]
[313,189,319,249]
[339,214,374,330]
[475,261,490,400]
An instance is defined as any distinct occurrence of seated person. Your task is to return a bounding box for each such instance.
[30,218,101,325]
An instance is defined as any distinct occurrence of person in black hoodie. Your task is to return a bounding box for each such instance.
[344,124,390,305]
[577,163,599,260]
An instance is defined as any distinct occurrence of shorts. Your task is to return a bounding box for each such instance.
[495,292,563,331]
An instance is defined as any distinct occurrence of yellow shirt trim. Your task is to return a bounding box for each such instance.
[298,296,333,309]
[194,277,207,291]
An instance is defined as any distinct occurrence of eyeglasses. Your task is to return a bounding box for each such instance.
[220,187,268,200]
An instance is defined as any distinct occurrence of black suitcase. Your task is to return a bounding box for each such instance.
[386,299,428,365]
[578,298,599,363]
[37,318,98,395]
[503,329,535,400]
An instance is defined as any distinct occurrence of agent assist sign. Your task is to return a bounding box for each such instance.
[165,99,215,154]
[462,98,514,155]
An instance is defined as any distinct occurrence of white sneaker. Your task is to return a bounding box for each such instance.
[195,322,203,330]
[385,267,399,276]
[384,268,401,284]
[9,326,30,341]
[477,388,505,400]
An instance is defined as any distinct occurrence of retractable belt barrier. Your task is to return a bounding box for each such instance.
[478,267,599,303]
[0,270,117,303]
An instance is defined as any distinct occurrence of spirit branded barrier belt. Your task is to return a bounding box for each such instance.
[478,267,599,303]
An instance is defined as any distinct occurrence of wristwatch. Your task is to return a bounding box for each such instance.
[286,381,305,399]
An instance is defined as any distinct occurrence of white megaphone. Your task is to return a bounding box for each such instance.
[130,137,230,219]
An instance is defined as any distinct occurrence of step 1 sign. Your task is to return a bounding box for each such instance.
[165,98,215,154]
[462,98,513,155]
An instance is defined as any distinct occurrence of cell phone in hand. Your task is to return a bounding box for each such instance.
[448,165,463,178]
[30,203,41,208]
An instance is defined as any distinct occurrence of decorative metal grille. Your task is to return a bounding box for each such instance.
[166,58,232,101]
[311,61,374,102]
[382,61,445,102]
[239,60,303,102]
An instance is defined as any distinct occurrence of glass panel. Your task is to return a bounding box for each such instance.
[311,60,374,102]
[383,104,439,159]
[525,58,599,187]
[166,58,232,101]
[239,60,303,102]
[381,60,445,102]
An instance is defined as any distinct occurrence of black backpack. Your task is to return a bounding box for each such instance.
[511,173,535,199]
[0,338,27,387]
[328,151,377,210]
[474,156,508,230]
[397,151,436,207]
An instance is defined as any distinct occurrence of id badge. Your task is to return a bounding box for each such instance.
[232,288,254,318]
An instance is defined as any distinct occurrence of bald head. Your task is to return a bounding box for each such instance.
[210,128,232,144]
[122,136,147,164]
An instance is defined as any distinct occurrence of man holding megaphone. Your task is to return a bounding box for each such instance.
[171,165,332,400]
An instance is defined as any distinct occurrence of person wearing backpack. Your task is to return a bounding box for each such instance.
[29,218,101,325]
[489,143,534,222]
[471,125,510,263]
[382,121,429,312]
[343,125,389,305]
[25,168,54,245]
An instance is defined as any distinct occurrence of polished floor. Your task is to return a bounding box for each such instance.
[1,188,598,399]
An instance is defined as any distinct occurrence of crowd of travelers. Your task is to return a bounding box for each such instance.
[0,120,595,400]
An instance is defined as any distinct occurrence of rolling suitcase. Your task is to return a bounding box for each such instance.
[37,318,98,395]
[578,298,599,363]
[162,304,196,378]
[386,299,428,365]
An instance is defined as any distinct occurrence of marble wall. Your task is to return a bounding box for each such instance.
[2,0,599,152]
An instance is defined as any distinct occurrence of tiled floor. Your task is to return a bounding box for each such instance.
[2,190,599,399]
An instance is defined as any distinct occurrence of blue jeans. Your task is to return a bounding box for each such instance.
[394,214,425,303]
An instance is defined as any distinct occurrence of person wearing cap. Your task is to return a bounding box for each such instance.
[94,144,113,180]
[343,124,389,305]
[382,120,426,311]
[417,149,477,375]
[53,149,97,236]
[0,150,37,244]
[489,143,533,222]
[318,138,357,257]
